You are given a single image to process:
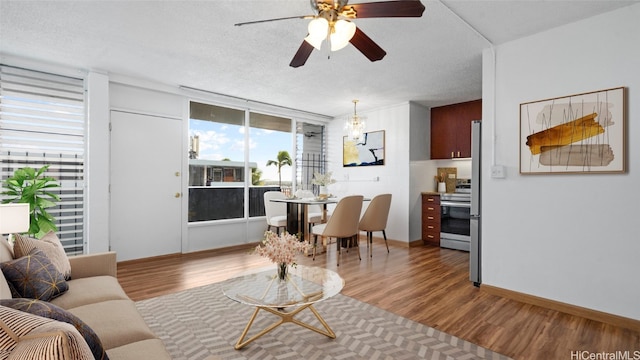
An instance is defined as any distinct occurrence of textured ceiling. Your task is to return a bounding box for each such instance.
[0,0,637,117]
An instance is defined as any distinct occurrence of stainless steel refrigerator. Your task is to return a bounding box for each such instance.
[470,120,481,286]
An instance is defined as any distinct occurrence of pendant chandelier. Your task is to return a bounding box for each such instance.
[345,99,366,142]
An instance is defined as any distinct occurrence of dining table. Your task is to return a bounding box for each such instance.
[269,197,338,241]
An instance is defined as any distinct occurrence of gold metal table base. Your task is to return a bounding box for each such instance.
[234,303,335,350]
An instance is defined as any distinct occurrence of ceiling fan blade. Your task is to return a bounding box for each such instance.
[349,27,386,62]
[290,40,315,68]
[348,0,426,18]
[234,15,313,26]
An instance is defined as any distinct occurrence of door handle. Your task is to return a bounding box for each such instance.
[175,192,181,198]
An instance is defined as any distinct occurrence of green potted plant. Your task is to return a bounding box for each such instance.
[1,165,60,238]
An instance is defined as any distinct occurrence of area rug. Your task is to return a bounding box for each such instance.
[136,280,512,360]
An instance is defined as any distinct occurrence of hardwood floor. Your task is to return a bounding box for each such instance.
[117,241,640,360]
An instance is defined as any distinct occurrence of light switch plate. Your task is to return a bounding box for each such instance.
[491,165,506,178]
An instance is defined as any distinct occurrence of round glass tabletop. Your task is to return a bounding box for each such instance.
[222,265,344,309]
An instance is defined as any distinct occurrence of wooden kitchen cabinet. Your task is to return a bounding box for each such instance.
[430,99,482,159]
[422,193,441,246]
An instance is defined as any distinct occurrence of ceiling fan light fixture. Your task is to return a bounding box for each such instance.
[330,19,356,51]
[304,17,329,50]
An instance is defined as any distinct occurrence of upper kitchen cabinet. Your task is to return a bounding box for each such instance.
[430,99,482,159]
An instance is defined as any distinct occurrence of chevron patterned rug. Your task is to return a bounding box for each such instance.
[136,280,512,360]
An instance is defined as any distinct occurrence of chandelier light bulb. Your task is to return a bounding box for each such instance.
[345,99,366,141]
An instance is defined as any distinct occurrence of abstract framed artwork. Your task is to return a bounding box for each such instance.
[343,130,385,167]
[520,87,625,174]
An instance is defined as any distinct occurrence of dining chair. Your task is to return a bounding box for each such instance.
[358,194,392,257]
[311,195,363,266]
[263,191,287,234]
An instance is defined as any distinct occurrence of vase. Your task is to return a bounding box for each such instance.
[437,182,446,193]
[277,262,288,281]
[319,185,328,197]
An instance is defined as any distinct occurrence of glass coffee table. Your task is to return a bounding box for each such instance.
[222,265,344,350]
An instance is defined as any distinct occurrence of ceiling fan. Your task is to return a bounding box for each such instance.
[234,0,426,68]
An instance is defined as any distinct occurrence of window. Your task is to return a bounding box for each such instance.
[249,112,292,216]
[187,101,325,222]
[296,122,326,192]
[0,65,85,255]
[188,102,245,221]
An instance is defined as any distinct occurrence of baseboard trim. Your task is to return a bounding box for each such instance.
[116,243,259,266]
[481,284,640,332]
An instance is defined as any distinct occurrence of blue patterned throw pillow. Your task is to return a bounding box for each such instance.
[0,247,69,301]
[0,298,109,360]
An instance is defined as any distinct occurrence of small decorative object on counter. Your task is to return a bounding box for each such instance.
[435,172,447,193]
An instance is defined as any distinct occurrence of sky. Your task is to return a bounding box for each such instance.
[189,119,293,183]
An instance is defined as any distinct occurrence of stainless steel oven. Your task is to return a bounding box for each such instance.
[440,192,471,251]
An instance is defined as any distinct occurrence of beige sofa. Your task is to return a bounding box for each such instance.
[0,238,171,360]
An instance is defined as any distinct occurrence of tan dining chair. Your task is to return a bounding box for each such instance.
[311,195,363,266]
[263,191,287,234]
[359,193,392,257]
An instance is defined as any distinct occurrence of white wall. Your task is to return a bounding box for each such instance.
[85,71,110,253]
[327,102,431,244]
[482,4,640,320]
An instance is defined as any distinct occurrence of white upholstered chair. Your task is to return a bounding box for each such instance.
[263,191,287,234]
[358,193,392,257]
[295,189,323,231]
[311,195,363,266]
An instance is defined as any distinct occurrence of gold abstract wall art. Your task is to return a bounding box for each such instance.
[520,87,625,174]
[343,130,385,167]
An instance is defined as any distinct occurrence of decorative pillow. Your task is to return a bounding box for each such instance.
[0,298,109,360]
[1,305,94,360]
[0,248,69,301]
[13,231,72,280]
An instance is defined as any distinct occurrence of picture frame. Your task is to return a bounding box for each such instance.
[343,130,385,167]
[519,87,625,174]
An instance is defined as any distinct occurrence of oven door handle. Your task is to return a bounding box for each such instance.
[440,201,471,208]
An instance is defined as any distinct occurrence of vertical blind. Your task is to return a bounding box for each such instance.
[0,65,85,255]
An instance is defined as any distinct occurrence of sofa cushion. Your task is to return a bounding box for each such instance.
[50,276,129,310]
[0,305,94,360]
[105,339,171,360]
[0,298,109,360]
[13,232,72,280]
[67,300,157,350]
[0,248,68,301]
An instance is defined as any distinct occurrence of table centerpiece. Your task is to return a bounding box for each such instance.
[254,231,308,281]
[311,171,336,199]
